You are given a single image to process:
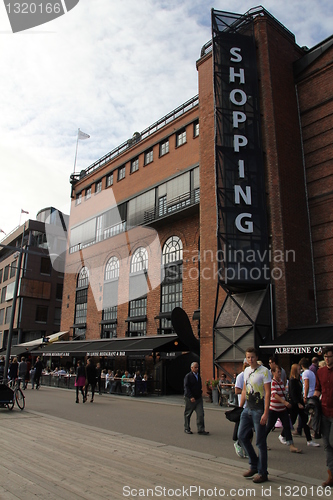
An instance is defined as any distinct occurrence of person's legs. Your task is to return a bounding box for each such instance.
[90,382,95,402]
[266,410,278,436]
[321,415,333,472]
[279,410,293,444]
[298,409,312,441]
[238,408,258,472]
[251,409,268,477]
[184,397,194,431]
[194,397,205,432]
[76,386,79,402]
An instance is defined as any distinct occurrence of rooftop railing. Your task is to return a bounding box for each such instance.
[76,95,199,180]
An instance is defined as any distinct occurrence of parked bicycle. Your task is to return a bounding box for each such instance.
[0,378,25,410]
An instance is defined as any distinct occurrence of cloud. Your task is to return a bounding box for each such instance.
[0,0,332,232]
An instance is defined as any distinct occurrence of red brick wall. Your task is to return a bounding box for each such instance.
[296,45,333,323]
[253,17,316,334]
[196,53,224,386]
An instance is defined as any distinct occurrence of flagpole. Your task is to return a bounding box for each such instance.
[73,128,80,174]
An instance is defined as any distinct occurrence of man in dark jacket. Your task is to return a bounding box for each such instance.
[184,362,209,435]
[34,356,43,389]
[85,358,97,403]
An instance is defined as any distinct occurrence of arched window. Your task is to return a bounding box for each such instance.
[102,257,119,338]
[162,235,183,265]
[77,266,89,288]
[160,236,183,335]
[74,266,89,339]
[131,247,148,274]
[128,247,148,337]
[105,256,119,281]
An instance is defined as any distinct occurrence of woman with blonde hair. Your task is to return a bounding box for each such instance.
[280,363,319,447]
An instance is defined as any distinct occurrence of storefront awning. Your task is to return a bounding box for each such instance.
[259,324,333,355]
[2,331,69,356]
[30,334,189,357]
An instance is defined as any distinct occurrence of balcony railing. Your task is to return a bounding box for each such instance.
[69,189,200,254]
[129,189,200,228]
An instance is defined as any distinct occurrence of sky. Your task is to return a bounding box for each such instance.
[0,0,332,236]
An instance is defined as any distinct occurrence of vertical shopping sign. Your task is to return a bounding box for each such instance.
[212,11,269,287]
[4,0,80,33]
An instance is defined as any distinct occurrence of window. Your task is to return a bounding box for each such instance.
[56,283,63,301]
[36,305,48,323]
[75,267,89,326]
[5,305,12,324]
[0,308,4,325]
[77,266,89,288]
[193,120,199,137]
[160,236,183,335]
[131,247,148,274]
[130,158,139,173]
[128,248,148,337]
[105,256,119,281]
[106,173,113,187]
[118,166,126,181]
[0,269,2,284]
[144,148,153,166]
[95,180,102,194]
[158,196,167,217]
[1,287,6,303]
[10,260,17,279]
[75,193,82,205]
[85,187,92,200]
[40,257,52,275]
[176,128,186,147]
[3,265,9,282]
[102,256,119,338]
[159,138,169,157]
[54,307,61,325]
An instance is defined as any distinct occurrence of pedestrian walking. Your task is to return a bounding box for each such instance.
[18,356,28,389]
[265,365,301,453]
[34,356,43,389]
[184,362,209,435]
[314,347,333,487]
[238,347,271,484]
[75,360,86,403]
[281,363,319,447]
[85,358,97,403]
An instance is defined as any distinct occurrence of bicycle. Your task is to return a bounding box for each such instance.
[2,378,25,410]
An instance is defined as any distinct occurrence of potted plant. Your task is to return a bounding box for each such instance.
[210,379,219,405]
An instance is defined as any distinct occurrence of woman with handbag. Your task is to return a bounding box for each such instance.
[280,363,319,447]
[265,365,301,453]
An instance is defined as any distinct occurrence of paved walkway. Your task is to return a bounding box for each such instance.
[0,402,327,500]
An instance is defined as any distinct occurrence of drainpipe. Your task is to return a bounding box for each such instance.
[295,85,319,323]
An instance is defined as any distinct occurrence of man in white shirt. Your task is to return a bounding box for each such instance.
[238,347,271,484]
[299,357,316,401]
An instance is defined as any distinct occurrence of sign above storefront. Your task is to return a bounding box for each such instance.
[273,346,324,355]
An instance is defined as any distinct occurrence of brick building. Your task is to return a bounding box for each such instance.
[0,207,68,354]
[57,7,333,392]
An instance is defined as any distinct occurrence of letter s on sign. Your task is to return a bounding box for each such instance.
[230,47,242,62]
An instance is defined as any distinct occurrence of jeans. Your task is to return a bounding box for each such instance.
[266,409,293,444]
[321,415,333,473]
[238,407,268,476]
[184,396,205,432]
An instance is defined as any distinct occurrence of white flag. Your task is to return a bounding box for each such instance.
[21,209,29,214]
[78,129,90,140]
[0,229,6,234]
